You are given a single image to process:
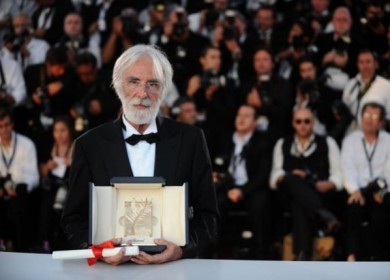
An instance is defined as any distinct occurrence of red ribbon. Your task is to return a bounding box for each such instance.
[87,240,115,266]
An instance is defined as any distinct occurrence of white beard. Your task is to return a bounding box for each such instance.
[122,97,160,125]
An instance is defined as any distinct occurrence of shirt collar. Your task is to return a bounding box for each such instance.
[122,115,158,139]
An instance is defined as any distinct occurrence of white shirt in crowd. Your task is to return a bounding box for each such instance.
[0,132,39,192]
[341,130,390,194]
[0,56,26,106]
[343,74,390,133]
[228,131,253,187]
[1,37,50,69]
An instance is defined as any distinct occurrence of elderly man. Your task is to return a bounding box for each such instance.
[270,107,342,260]
[62,44,218,265]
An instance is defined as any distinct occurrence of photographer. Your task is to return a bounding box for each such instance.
[158,6,210,95]
[24,47,77,147]
[211,9,254,86]
[341,102,390,261]
[359,2,387,56]
[342,49,390,135]
[101,8,147,69]
[0,105,39,252]
[270,108,343,261]
[314,7,359,87]
[2,13,49,70]
[56,12,101,68]
[296,57,353,144]
[186,45,235,158]
[275,18,316,84]
[243,47,293,144]
[72,52,120,132]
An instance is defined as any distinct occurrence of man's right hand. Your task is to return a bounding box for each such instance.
[348,190,365,206]
[102,238,133,266]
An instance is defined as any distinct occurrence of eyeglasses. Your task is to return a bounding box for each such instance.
[125,78,162,95]
[294,118,311,125]
[362,112,380,120]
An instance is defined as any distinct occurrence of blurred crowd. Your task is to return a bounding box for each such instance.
[0,0,390,262]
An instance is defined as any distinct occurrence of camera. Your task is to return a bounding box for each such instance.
[298,78,320,109]
[73,102,89,132]
[303,168,319,186]
[292,35,305,51]
[204,7,220,29]
[366,178,387,194]
[120,9,139,39]
[200,70,225,88]
[333,38,349,55]
[256,77,272,106]
[223,10,238,41]
[4,30,29,53]
[173,7,187,38]
[36,86,52,116]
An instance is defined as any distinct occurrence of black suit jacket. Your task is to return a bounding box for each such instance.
[217,131,272,197]
[62,117,218,258]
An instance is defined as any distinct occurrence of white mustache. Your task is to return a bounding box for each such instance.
[129,98,152,107]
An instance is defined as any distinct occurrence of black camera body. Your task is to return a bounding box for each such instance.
[223,10,238,41]
[256,79,272,106]
[5,30,29,53]
[200,70,223,88]
[173,8,187,38]
[366,178,387,194]
[36,86,52,116]
[333,38,349,55]
[298,78,320,109]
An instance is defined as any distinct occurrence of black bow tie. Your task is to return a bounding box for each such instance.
[125,133,159,145]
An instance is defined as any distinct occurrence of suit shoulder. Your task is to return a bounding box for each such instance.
[161,117,203,135]
[76,120,118,143]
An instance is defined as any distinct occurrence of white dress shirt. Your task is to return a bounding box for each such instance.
[270,134,343,190]
[122,115,157,177]
[0,132,39,192]
[0,55,26,106]
[341,130,390,194]
[228,131,253,187]
[343,74,390,133]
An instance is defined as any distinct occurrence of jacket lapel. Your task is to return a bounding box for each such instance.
[100,118,134,177]
[154,117,181,184]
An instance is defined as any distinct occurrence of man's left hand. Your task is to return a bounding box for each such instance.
[130,239,183,264]
[315,180,335,193]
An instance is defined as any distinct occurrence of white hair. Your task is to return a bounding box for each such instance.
[112,44,173,101]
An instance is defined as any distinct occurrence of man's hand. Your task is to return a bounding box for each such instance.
[101,238,133,266]
[227,188,243,203]
[130,239,183,265]
[247,88,262,108]
[291,169,306,178]
[315,180,335,193]
[348,190,365,206]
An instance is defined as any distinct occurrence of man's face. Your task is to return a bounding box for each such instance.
[311,0,329,14]
[213,0,227,12]
[332,9,352,36]
[119,57,162,125]
[253,50,273,76]
[200,48,221,71]
[256,9,274,31]
[64,14,82,38]
[13,15,29,35]
[0,116,14,142]
[235,106,256,134]
[361,106,383,134]
[77,64,97,85]
[358,52,376,78]
[299,61,316,80]
[293,109,314,138]
[47,63,66,78]
[177,102,197,125]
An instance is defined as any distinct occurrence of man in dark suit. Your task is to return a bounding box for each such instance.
[62,44,218,265]
[214,104,272,259]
